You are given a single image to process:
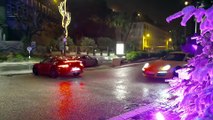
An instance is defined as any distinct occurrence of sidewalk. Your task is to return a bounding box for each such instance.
[108,102,180,120]
[0,61,37,75]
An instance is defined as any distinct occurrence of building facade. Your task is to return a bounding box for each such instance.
[1,0,60,41]
[128,22,172,52]
[0,0,6,41]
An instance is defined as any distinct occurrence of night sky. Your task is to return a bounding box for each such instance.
[106,0,184,30]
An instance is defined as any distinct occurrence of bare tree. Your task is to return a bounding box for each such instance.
[13,2,43,48]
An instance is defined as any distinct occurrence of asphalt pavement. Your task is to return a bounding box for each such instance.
[0,57,163,120]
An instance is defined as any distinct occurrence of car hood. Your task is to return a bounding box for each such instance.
[146,59,187,71]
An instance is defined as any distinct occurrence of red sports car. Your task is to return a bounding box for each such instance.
[32,56,84,78]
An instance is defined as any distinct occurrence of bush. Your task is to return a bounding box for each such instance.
[80,37,96,52]
[126,51,150,61]
[6,53,26,62]
[0,53,7,62]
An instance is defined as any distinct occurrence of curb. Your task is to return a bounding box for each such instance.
[0,70,32,76]
[108,103,158,120]
[0,61,38,67]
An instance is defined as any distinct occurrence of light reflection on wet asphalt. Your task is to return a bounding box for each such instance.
[0,64,170,120]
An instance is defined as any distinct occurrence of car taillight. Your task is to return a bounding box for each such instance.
[58,64,69,68]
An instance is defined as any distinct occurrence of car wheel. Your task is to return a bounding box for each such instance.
[49,69,58,78]
[33,67,38,76]
[173,66,182,77]
[73,73,80,77]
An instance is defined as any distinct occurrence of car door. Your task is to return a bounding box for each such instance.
[39,58,53,75]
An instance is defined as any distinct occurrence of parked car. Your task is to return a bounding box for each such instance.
[32,56,84,78]
[142,52,191,79]
[72,55,98,67]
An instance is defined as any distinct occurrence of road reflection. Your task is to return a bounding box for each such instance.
[114,80,128,101]
[57,81,86,120]
[58,82,73,120]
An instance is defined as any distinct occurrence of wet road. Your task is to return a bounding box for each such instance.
[0,64,170,120]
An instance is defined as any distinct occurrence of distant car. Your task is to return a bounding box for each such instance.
[32,56,84,78]
[72,55,98,67]
[142,52,191,79]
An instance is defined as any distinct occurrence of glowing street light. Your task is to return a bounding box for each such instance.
[146,33,150,37]
[137,13,141,17]
[184,1,189,6]
[53,0,57,4]
[166,38,172,50]
[142,33,150,50]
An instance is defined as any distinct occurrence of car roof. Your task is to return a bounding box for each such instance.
[49,56,73,61]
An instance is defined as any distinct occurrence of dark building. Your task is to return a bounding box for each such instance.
[1,0,60,41]
[0,0,6,40]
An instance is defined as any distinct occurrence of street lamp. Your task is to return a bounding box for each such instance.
[53,0,57,4]
[184,1,189,6]
[142,33,150,50]
[146,33,150,37]
[137,13,141,17]
[166,38,172,50]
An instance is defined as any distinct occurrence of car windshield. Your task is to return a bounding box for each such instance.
[162,53,186,61]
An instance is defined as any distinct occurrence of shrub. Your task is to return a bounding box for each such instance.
[6,53,26,62]
[80,37,96,52]
[0,53,7,62]
[126,51,150,61]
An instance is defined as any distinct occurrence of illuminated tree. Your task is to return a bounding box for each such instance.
[58,0,71,38]
[166,5,213,120]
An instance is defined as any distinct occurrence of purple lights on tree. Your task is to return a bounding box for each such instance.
[166,4,213,120]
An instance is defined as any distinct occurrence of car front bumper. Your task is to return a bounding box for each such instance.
[142,70,173,79]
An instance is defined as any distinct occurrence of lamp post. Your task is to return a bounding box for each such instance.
[58,0,71,56]
[184,1,204,33]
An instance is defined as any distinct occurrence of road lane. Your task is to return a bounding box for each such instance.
[0,63,170,120]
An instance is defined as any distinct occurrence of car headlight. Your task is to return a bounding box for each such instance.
[160,65,171,71]
[142,63,149,71]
